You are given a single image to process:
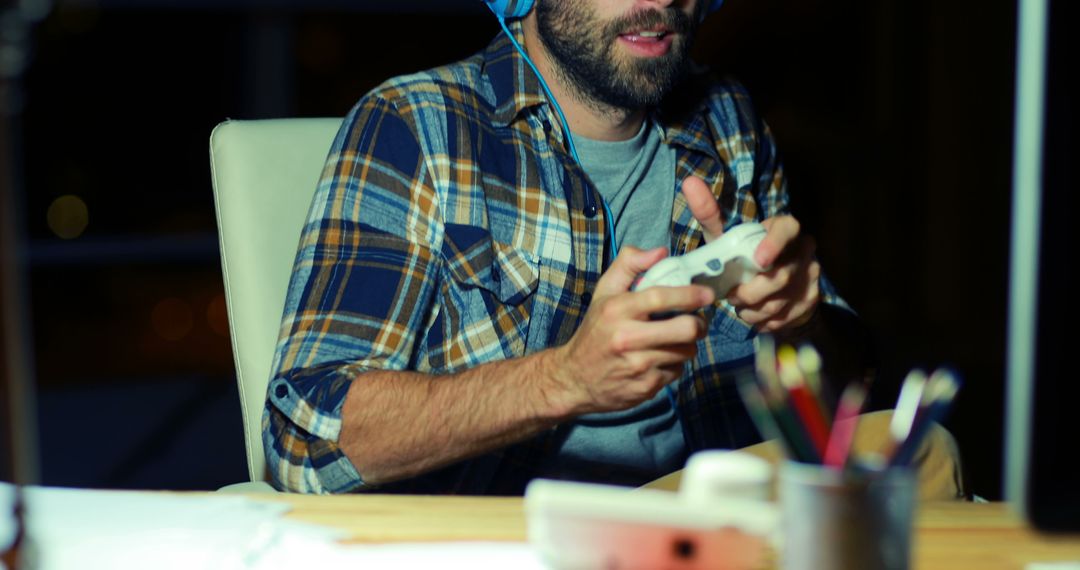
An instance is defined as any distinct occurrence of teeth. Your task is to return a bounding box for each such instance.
[638,31,665,38]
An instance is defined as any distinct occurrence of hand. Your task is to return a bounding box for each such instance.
[552,246,714,415]
[681,176,821,332]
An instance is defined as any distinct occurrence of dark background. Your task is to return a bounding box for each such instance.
[2,0,1015,497]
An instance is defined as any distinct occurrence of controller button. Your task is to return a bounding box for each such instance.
[706,259,723,272]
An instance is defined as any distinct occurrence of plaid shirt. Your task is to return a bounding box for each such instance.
[264,22,846,494]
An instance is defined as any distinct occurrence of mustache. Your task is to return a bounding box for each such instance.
[605,7,694,38]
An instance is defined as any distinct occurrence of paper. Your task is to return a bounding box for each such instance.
[1,483,543,569]
[254,539,544,570]
[1026,564,1080,570]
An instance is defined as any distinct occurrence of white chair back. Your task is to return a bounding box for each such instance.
[209,118,342,482]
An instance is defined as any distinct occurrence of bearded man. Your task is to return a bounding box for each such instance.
[263,0,965,498]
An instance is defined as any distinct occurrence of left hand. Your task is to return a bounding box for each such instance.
[681,176,821,332]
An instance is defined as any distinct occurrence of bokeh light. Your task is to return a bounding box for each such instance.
[46,194,90,239]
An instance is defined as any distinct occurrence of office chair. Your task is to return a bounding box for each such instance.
[209,118,342,491]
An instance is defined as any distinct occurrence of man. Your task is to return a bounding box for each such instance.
[264,0,962,497]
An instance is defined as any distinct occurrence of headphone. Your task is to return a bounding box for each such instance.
[485,0,726,20]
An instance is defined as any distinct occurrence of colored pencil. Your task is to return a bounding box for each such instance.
[797,343,834,424]
[778,345,830,458]
[887,369,928,458]
[824,380,869,469]
[735,372,788,454]
[889,369,961,467]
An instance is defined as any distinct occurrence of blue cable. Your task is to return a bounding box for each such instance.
[495,16,618,258]
[496,17,683,418]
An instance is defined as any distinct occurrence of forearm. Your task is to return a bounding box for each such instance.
[338,348,575,486]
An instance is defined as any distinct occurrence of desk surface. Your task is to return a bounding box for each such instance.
[263,494,1080,570]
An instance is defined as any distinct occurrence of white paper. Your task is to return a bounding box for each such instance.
[1,483,544,570]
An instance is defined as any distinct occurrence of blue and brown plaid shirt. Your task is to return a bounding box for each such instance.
[264,22,846,494]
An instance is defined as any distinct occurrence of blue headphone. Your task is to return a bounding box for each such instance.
[485,0,726,20]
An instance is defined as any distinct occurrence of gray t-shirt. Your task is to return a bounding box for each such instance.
[537,120,686,486]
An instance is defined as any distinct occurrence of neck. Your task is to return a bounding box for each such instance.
[521,15,646,142]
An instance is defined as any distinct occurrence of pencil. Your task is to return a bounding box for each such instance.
[751,335,820,462]
[797,343,834,425]
[824,380,869,469]
[890,369,961,467]
[735,372,789,455]
[887,369,928,458]
[778,345,830,458]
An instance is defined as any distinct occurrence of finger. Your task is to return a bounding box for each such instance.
[728,262,795,307]
[627,285,714,319]
[610,314,706,352]
[756,215,801,268]
[732,257,819,322]
[622,345,701,381]
[630,344,700,367]
[595,246,668,297]
[681,176,725,242]
[744,279,820,331]
[736,298,791,326]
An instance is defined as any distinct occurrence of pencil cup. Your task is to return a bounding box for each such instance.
[779,462,916,570]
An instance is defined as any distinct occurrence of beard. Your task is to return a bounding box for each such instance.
[535,0,698,113]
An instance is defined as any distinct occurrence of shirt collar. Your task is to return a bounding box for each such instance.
[483,20,549,128]
[653,65,724,162]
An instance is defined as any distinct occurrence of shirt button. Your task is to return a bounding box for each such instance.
[581,291,593,307]
[584,205,598,218]
[275,384,288,399]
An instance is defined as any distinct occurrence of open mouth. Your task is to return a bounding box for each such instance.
[619,29,672,42]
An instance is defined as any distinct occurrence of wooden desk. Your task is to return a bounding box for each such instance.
[267,494,1080,569]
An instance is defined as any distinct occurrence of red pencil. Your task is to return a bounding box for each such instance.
[778,345,830,457]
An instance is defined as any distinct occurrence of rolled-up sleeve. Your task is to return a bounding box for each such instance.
[263,91,443,493]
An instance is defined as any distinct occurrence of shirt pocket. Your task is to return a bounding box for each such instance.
[443,224,539,304]
[437,224,540,366]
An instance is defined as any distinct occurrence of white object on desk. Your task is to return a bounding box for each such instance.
[1,483,547,570]
[526,477,776,570]
[0,483,339,570]
[680,450,773,503]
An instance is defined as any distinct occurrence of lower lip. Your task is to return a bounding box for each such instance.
[617,34,675,57]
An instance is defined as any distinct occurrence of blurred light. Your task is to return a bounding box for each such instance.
[207,294,230,337]
[151,297,193,341]
[46,194,89,239]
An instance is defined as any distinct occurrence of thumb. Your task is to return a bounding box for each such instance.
[681,176,725,242]
[595,246,667,297]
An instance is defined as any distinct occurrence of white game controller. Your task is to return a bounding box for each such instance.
[635,222,770,299]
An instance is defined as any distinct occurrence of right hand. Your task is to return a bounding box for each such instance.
[550,246,715,415]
